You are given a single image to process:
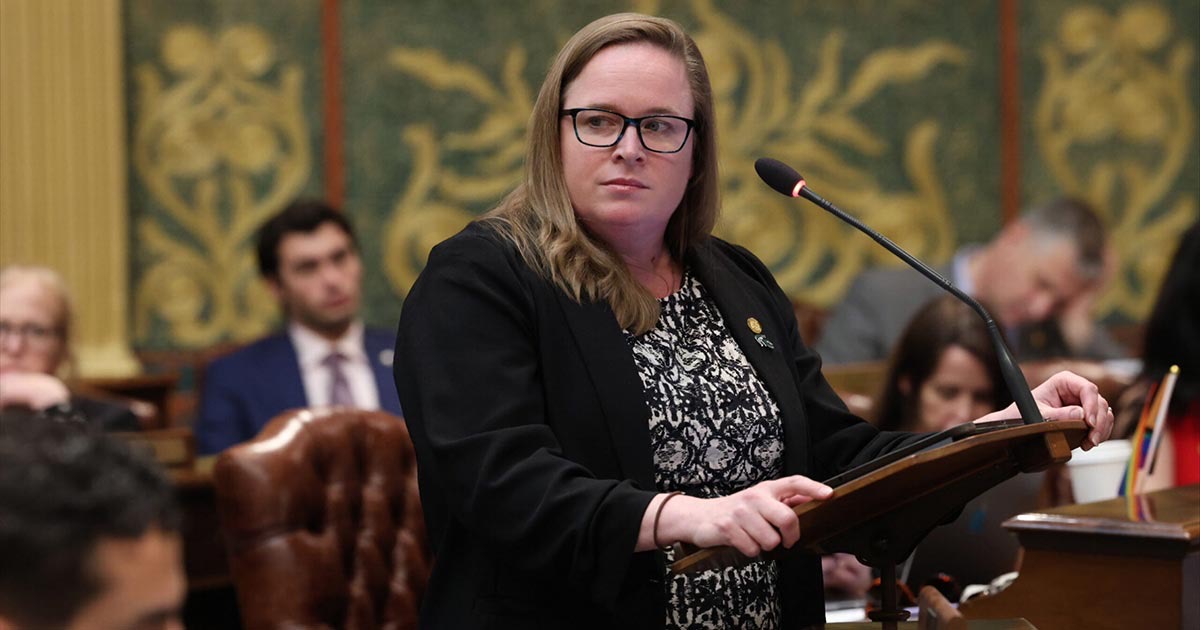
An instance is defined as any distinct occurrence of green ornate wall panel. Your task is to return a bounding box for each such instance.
[344,0,1001,325]
[125,0,326,349]
[123,0,1198,350]
[1021,0,1200,322]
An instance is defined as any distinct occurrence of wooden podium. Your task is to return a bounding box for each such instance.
[671,419,1090,629]
[959,484,1200,629]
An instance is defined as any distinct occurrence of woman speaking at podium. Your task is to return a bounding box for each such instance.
[394,13,1113,629]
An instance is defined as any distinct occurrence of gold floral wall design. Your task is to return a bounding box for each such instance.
[131,24,312,347]
[381,1,969,306]
[383,46,531,293]
[1035,2,1197,320]
[689,4,967,304]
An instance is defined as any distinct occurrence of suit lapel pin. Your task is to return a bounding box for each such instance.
[747,318,774,350]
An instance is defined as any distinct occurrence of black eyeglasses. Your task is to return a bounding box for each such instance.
[561,108,695,154]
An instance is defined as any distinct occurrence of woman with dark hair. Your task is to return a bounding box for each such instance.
[1115,221,1200,487]
[395,13,1112,629]
[868,295,1026,596]
[875,295,1013,433]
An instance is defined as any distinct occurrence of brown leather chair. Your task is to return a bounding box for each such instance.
[213,408,429,629]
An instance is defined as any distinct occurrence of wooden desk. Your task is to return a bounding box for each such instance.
[171,457,243,628]
[76,373,179,428]
[171,457,231,590]
[823,361,888,399]
[823,361,888,422]
[960,484,1200,629]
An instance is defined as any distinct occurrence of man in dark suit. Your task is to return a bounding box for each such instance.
[816,197,1126,364]
[195,200,401,455]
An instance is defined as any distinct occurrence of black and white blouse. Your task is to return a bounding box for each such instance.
[625,270,785,629]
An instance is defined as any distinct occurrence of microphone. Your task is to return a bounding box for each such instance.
[755,157,1044,426]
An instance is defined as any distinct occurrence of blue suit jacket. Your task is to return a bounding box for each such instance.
[195,327,402,454]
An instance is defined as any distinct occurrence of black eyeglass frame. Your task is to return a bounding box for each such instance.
[560,107,696,154]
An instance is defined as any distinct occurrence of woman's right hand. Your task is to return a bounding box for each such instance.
[641,475,833,556]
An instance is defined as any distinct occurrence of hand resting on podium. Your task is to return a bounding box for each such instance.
[975,370,1114,451]
[643,370,1114,558]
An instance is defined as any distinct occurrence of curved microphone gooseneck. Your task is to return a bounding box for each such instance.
[754,157,1043,426]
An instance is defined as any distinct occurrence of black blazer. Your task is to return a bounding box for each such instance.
[395,222,914,629]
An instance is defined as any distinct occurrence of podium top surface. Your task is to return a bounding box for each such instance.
[1005,483,1200,544]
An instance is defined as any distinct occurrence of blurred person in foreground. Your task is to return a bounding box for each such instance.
[0,265,139,431]
[0,413,184,630]
[395,13,1113,629]
[195,200,402,455]
[818,198,1123,365]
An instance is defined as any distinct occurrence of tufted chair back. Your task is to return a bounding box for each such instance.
[213,408,429,629]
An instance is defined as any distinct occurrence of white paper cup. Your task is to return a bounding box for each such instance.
[1066,439,1133,504]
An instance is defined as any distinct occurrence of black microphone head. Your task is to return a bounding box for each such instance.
[754,158,804,197]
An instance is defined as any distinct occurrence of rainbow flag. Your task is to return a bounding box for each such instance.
[1119,366,1180,506]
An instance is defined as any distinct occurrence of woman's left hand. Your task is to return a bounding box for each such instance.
[1028,370,1113,450]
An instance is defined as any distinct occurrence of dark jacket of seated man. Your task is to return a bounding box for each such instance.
[815,261,1126,365]
[194,326,402,454]
[817,198,1126,365]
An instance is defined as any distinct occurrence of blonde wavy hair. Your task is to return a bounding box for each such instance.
[483,13,720,334]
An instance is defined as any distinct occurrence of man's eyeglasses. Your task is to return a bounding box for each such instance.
[0,321,62,348]
[561,108,695,154]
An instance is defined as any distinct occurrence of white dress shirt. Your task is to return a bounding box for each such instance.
[951,245,978,297]
[289,320,381,410]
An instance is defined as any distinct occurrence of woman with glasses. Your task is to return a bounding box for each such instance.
[0,266,138,431]
[394,13,1113,629]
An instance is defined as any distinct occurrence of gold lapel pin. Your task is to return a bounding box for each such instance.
[747,317,774,349]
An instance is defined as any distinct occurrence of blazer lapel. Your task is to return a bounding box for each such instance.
[553,293,657,489]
